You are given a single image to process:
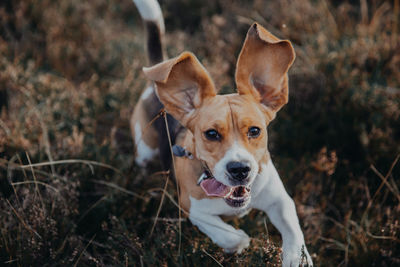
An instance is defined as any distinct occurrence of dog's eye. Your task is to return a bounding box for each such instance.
[204,129,221,141]
[248,127,261,138]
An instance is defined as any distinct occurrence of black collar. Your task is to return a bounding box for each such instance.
[172,145,193,159]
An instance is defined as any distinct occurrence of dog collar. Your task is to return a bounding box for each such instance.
[172,145,193,159]
[172,145,213,185]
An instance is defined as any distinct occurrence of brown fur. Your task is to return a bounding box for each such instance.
[135,23,294,213]
[174,94,272,211]
[236,23,295,116]
[143,52,216,128]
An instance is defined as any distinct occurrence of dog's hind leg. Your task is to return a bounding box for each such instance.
[130,91,160,167]
[131,0,169,168]
[131,84,181,172]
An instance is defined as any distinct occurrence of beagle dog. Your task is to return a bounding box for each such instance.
[131,0,313,266]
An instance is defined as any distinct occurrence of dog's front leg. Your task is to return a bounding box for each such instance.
[252,161,313,267]
[189,198,250,253]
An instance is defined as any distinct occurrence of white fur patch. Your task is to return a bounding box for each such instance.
[132,0,165,32]
[188,196,250,253]
[140,86,153,100]
[134,122,158,166]
[212,142,259,187]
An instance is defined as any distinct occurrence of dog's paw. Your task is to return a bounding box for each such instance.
[282,244,313,267]
[222,229,250,254]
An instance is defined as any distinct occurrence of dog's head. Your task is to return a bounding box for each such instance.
[143,23,295,207]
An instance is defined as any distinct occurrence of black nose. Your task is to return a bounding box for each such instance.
[226,161,250,181]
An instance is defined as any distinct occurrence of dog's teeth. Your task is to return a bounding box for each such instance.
[223,187,234,198]
[223,186,252,200]
[228,187,234,196]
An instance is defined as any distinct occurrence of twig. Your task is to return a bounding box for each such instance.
[1,158,68,182]
[77,195,108,224]
[370,157,400,202]
[318,236,346,251]
[0,119,11,135]
[344,211,352,265]
[12,181,59,193]
[33,107,56,176]
[91,180,146,200]
[6,155,23,212]
[162,110,182,255]
[263,217,269,241]
[150,217,186,223]
[17,159,123,177]
[360,0,368,25]
[73,234,96,267]
[150,171,170,236]
[361,155,400,226]
[365,232,400,242]
[202,248,224,267]
[25,152,46,213]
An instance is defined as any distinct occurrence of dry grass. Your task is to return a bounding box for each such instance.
[1,0,399,266]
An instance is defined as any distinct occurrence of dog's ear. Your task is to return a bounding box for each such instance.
[143,52,216,128]
[235,23,295,117]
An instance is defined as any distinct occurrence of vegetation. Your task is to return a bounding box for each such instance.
[1,0,399,266]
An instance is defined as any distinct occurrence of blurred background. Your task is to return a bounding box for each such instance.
[0,0,399,266]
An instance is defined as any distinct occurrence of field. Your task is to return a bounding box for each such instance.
[1,0,399,266]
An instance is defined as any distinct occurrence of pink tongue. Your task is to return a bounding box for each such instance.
[200,178,230,197]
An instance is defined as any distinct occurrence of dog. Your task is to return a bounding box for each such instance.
[131,0,313,266]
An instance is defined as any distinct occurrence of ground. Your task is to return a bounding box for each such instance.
[0,0,399,266]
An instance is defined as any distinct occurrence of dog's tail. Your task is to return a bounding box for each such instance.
[133,0,165,65]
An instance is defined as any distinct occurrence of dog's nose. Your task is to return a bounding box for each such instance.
[226,161,250,181]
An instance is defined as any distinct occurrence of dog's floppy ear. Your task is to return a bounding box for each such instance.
[235,23,295,117]
[143,52,216,128]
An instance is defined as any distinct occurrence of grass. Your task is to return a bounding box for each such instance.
[1,0,399,266]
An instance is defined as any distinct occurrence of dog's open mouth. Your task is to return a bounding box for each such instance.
[200,178,251,207]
